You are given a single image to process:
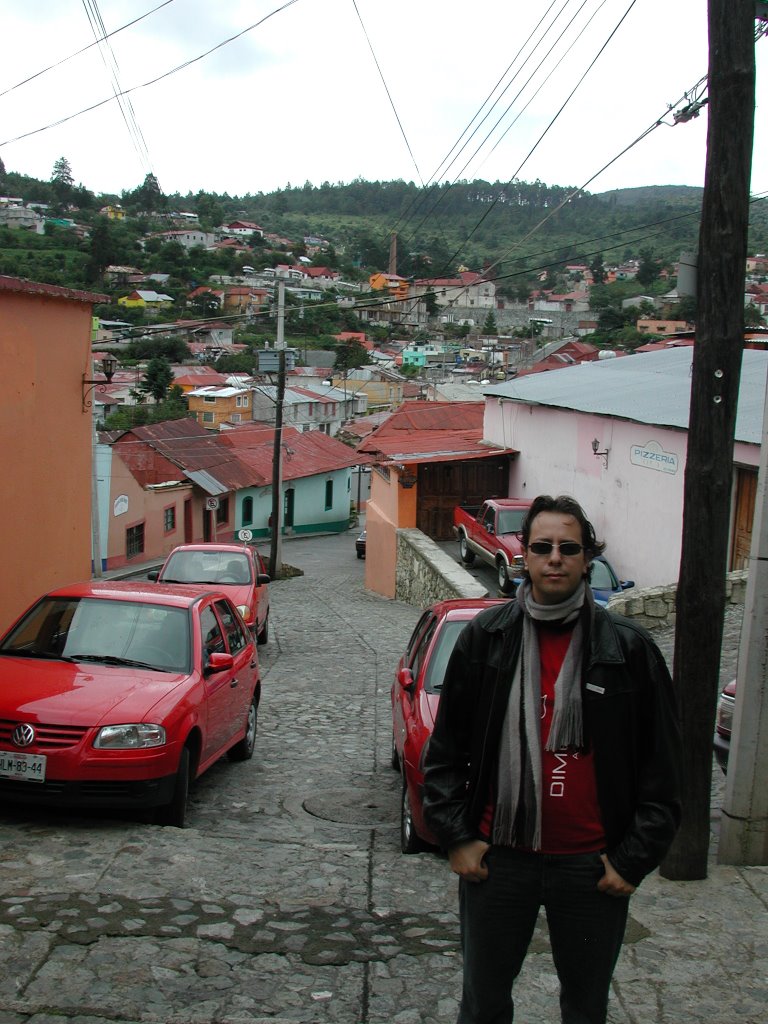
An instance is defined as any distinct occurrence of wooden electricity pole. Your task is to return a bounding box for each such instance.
[661,0,755,880]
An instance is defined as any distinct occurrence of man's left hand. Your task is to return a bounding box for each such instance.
[597,854,636,897]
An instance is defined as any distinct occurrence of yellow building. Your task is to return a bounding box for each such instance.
[187,386,252,430]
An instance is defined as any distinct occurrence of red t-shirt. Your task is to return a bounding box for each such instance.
[479,622,605,854]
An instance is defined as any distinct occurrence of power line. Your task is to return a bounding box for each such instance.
[0,0,177,100]
[0,0,302,149]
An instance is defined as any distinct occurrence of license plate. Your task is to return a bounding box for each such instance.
[0,750,47,782]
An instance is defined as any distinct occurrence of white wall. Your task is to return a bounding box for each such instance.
[483,397,742,589]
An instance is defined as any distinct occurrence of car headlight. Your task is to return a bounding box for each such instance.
[94,724,166,748]
[237,604,251,620]
[510,554,525,571]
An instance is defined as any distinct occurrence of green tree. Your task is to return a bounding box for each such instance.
[482,309,498,334]
[139,356,174,402]
[85,216,115,284]
[334,339,370,373]
[637,250,660,287]
[424,287,439,317]
[589,252,606,285]
[51,156,74,205]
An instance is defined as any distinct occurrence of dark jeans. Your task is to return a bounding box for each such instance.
[457,847,629,1024]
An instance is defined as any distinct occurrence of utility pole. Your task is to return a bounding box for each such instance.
[660,0,755,880]
[268,281,286,580]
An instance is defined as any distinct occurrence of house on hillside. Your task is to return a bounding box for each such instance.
[0,275,108,626]
[156,229,215,250]
[188,384,252,429]
[357,402,516,598]
[410,271,496,310]
[251,385,348,435]
[98,419,258,568]
[221,220,264,238]
[480,346,766,590]
[117,289,174,309]
[221,425,366,537]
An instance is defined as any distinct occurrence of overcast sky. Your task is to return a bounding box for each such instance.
[1,0,765,200]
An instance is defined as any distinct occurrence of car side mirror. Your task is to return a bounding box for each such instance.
[398,667,415,691]
[206,651,234,673]
[256,573,271,585]
[147,570,159,581]
[621,580,635,591]
[486,523,494,535]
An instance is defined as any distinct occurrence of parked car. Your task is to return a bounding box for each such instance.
[507,554,634,607]
[0,581,262,827]
[714,678,736,772]
[149,543,270,644]
[356,530,367,559]
[391,598,505,853]
[453,498,532,594]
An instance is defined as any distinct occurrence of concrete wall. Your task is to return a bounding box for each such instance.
[395,528,488,606]
[607,570,747,629]
[394,527,748,632]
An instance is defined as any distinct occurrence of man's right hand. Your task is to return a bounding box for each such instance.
[448,840,491,882]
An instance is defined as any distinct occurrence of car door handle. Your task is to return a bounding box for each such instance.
[230,677,239,688]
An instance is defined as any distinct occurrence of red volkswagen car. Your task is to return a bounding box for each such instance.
[150,543,270,644]
[0,581,262,827]
[391,598,505,853]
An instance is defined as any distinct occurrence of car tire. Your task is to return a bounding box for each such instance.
[357,550,364,559]
[157,746,190,828]
[390,732,399,771]
[497,559,515,594]
[401,776,427,855]
[458,534,475,565]
[257,611,269,646]
[229,692,258,762]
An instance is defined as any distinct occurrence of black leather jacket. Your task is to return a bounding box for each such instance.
[422,600,682,887]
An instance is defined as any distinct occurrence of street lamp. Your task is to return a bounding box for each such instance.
[82,354,118,412]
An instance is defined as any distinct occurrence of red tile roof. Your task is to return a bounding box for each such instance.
[220,425,365,482]
[357,401,513,463]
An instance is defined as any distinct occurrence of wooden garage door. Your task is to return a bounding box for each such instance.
[730,467,758,570]
[416,458,511,541]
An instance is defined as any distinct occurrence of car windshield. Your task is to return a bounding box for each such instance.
[590,559,617,591]
[423,619,471,694]
[496,509,527,535]
[0,597,190,673]
[163,550,252,585]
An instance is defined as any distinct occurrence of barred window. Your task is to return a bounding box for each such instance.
[126,523,145,559]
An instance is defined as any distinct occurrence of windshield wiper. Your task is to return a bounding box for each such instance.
[70,654,172,671]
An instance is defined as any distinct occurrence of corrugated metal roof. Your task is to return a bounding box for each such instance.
[483,348,768,444]
[221,425,365,481]
[357,401,515,462]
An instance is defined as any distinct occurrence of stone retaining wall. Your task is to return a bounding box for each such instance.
[606,570,748,629]
[395,527,749,630]
[395,528,487,606]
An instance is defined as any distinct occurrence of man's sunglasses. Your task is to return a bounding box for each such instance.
[527,541,584,556]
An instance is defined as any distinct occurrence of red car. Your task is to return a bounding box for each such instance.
[0,581,262,827]
[391,598,505,853]
[150,543,270,644]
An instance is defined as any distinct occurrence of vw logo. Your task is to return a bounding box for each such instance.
[12,723,35,747]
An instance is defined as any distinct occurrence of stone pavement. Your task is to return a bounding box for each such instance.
[0,529,765,1024]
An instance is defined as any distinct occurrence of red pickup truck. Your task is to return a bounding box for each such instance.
[453,498,532,594]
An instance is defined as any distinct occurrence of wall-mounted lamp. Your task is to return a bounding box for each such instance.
[591,438,609,468]
[398,468,417,489]
[82,355,118,412]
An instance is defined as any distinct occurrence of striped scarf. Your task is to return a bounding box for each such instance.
[493,579,592,850]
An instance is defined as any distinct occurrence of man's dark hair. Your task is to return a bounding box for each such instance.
[520,494,606,558]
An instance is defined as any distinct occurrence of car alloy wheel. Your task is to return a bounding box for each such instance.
[400,777,427,854]
[228,693,258,762]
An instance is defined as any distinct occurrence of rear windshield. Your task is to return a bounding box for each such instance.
[162,550,252,585]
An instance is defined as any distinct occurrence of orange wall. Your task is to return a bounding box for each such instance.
[0,288,97,630]
[364,466,418,598]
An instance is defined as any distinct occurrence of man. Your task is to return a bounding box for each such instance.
[423,494,681,1024]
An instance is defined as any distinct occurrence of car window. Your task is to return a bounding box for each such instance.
[0,596,190,672]
[497,509,526,535]
[200,605,226,664]
[163,550,252,585]
[410,617,438,681]
[590,559,615,591]
[423,619,470,693]
[405,612,432,662]
[214,599,248,654]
